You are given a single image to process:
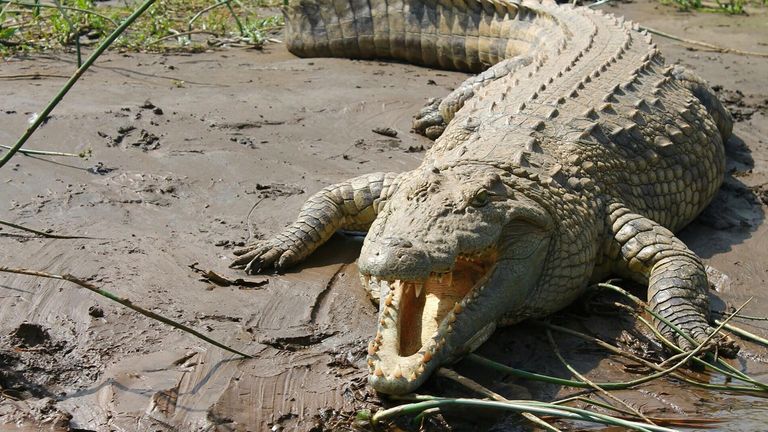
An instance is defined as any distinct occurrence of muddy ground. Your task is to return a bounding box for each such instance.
[1,1,767,430]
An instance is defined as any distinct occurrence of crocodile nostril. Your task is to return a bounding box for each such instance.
[384,237,412,248]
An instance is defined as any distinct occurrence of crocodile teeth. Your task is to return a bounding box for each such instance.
[414,282,424,298]
[374,367,384,377]
[393,365,403,379]
[392,279,402,293]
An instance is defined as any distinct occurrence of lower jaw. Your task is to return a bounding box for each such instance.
[367,319,499,394]
[367,364,432,394]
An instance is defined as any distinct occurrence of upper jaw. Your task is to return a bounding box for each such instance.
[360,249,498,394]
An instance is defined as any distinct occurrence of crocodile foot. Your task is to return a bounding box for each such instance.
[660,322,739,359]
[412,97,446,140]
[230,239,297,274]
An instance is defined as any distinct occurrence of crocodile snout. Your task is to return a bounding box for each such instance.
[358,236,432,280]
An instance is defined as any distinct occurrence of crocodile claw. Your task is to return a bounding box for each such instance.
[230,241,293,274]
[412,98,446,140]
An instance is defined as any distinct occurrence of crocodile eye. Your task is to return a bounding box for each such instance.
[470,190,489,207]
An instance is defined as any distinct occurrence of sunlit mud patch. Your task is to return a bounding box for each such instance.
[397,252,496,356]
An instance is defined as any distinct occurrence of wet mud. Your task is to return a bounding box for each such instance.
[1,0,767,430]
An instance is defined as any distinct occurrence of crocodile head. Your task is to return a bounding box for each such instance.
[358,164,553,394]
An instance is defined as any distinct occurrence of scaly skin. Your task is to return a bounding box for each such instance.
[231,0,737,395]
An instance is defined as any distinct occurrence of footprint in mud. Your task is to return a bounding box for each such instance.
[98,123,161,151]
[10,322,50,348]
[244,183,305,199]
[103,173,187,206]
[2,323,66,399]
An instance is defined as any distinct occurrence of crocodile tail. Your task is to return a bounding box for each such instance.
[283,0,549,72]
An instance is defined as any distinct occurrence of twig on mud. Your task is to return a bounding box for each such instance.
[641,26,768,58]
[0,73,71,79]
[712,310,768,322]
[554,395,726,428]
[0,144,86,158]
[188,262,268,289]
[152,29,221,44]
[0,266,253,359]
[0,219,97,239]
[545,328,656,426]
[0,0,157,170]
[557,395,643,417]
[437,368,563,432]
[714,320,768,348]
[245,197,264,242]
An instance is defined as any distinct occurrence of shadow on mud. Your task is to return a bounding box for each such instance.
[681,133,765,260]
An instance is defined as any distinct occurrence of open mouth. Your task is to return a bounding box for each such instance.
[362,248,497,383]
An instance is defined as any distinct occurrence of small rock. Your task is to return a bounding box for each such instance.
[88,305,105,318]
[117,125,135,135]
[406,145,424,153]
[87,162,117,175]
[372,127,398,138]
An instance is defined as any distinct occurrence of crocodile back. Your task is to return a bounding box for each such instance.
[285,0,727,233]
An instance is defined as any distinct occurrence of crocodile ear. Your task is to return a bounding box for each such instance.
[505,196,554,231]
[482,172,509,198]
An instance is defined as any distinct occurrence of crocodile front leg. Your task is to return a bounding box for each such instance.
[413,56,532,139]
[231,172,399,274]
[606,204,738,356]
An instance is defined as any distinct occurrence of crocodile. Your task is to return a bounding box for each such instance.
[231,0,736,395]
